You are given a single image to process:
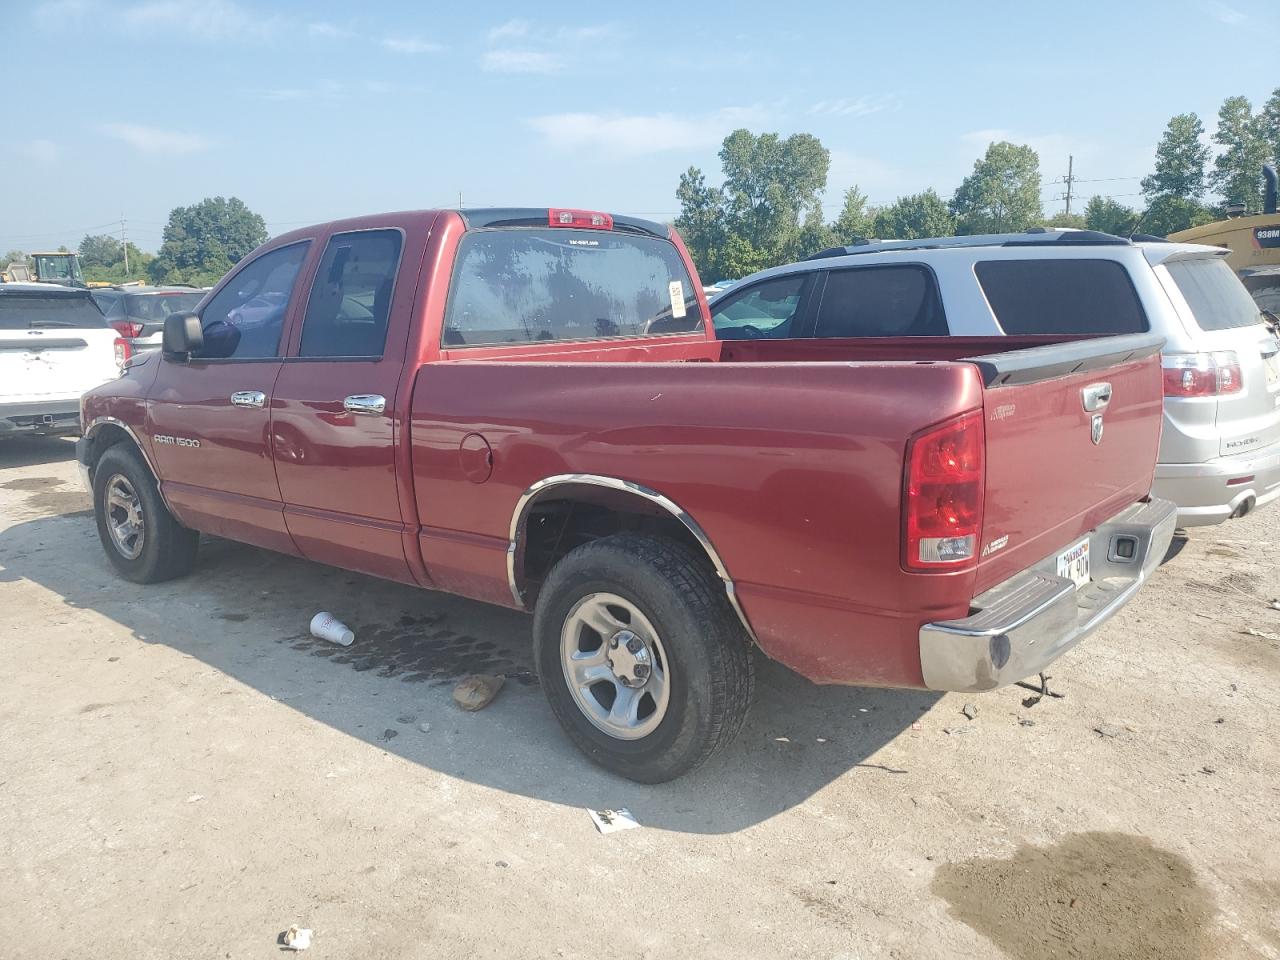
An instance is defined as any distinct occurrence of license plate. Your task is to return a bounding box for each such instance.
[1265,354,1279,388]
[1056,538,1091,589]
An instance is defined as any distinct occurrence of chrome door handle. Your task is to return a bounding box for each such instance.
[343,394,386,416]
[230,390,266,408]
[1081,382,1112,412]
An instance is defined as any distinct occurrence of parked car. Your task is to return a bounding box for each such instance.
[78,208,1175,781]
[0,283,119,437]
[91,285,208,363]
[711,229,1280,528]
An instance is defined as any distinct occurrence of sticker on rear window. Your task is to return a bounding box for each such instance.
[669,281,686,319]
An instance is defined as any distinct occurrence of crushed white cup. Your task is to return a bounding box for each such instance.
[310,612,354,646]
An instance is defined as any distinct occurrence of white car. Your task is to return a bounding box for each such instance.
[0,283,120,437]
[711,229,1280,527]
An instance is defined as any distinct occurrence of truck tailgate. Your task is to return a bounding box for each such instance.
[969,333,1165,593]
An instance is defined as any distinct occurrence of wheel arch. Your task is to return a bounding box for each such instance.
[82,417,167,506]
[507,474,757,642]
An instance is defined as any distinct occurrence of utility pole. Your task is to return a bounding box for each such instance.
[1064,156,1075,218]
[120,215,129,275]
[458,190,463,210]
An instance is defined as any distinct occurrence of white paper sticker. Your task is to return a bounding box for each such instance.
[668,281,686,319]
[588,807,641,834]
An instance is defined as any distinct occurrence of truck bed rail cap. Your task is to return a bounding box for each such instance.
[963,332,1166,387]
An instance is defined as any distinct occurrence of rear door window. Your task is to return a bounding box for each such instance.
[299,229,403,357]
[975,259,1148,334]
[711,274,812,340]
[0,295,108,329]
[443,229,702,347]
[1164,257,1264,332]
[813,265,947,337]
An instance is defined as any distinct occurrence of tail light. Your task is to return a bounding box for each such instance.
[903,411,985,570]
[113,337,132,369]
[109,320,144,338]
[548,208,613,230]
[1162,351,1242,397]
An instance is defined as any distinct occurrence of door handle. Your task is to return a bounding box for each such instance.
[1081,382,1112,412]
[230,390,266,408]
[343,394,386,416]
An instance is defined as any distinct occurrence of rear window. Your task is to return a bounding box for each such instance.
[443,229,702,347]
[123,292,203,321]
[814,265,947,337]
[1164,257,1264,332]
[975,259,1148,335]
[0,295,107,330]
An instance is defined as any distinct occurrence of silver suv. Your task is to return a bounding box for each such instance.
[710,230,1280,527]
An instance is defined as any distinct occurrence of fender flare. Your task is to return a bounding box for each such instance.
[506,473,757,642]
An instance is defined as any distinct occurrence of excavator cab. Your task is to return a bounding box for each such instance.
[30,252,86,286]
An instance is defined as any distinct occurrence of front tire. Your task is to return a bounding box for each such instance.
[93,444,199,583]
[533,533,754,783]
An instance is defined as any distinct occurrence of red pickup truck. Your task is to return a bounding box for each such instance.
[78,207,1177,782]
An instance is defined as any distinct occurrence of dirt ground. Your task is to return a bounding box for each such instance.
[1,435,1278,960]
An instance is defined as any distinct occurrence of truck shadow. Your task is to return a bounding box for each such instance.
[0,503,938,835]
[0,435,79,469]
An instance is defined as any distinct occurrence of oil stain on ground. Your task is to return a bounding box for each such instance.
[281,613,537,686]
[933,831,1214,960]
[1,475,91,518]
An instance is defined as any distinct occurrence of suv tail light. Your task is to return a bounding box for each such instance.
[109,320,144,338]
[903,411,985,570]
[1162,351,1242,397]
[113,337,132,369]
[548,208,613,230]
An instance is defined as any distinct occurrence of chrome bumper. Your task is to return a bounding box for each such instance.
[918,498,1178,692]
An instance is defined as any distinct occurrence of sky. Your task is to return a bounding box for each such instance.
[2,0,1279,254]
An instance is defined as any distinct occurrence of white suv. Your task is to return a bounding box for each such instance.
[710,229,1280,527]
[0,283,120,438]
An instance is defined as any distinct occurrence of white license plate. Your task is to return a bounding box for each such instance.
[1265,354,1279,388]
[1056,538,1091,589]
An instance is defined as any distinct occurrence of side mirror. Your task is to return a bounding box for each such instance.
[163,312,203,359]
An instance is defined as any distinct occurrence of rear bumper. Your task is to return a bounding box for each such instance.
[1153,445,1280,527]
[0,398,82,436]
[918,498,1177,693]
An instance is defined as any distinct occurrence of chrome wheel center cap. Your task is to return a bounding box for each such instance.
[606,630,652,686]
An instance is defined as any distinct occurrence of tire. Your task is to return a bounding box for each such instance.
[93,443,199,583]
[533,533,754,783]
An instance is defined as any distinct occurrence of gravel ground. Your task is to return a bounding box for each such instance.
[0,435,1277,959]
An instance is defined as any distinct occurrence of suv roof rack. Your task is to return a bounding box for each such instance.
[802,227,1132,261]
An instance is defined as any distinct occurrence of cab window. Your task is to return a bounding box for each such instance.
[298,230,402,357]
[711,274,811,340]
[194,242,310,360]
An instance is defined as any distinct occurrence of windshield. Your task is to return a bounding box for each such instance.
[33,254,82,283]
[0,295,107,329]
[124,292,203,321]
[1165,257,1264,332]
[443,229,702,347]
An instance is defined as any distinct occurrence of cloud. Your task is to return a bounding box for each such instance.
[99,123,211,155]
[382,35,441,54]
[482,49,562,74]
[308,21,352,38]
[527,106,769,155]
[959,128,1092,162]
[1209,2,1246,24]
[16,139,59,162]
[120,0,277,39]
[808,95,900,119]
[488,18,529,41]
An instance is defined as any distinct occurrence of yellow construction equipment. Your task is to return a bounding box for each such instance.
[1,251,86,286]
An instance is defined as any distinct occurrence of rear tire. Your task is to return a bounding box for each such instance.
[93,444,198,583]
[533,533,754,783]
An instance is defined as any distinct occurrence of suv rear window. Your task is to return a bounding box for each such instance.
[0,294,107,330]
[814,265,947,337]
[443,229,702,347]
[1165,257,1263,332]
[975,259,1148,335]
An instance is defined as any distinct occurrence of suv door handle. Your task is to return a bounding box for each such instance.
[230,391,266,408]
[343,394,386,416]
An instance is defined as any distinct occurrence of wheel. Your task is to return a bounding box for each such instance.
[533,533,755,783]
[93,444,199,583]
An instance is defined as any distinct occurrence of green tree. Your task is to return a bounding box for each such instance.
[1211,95,1269,212]
[873,189,955,239]
[950,141,1042,234]
[78,233,152,283]
[1141,113,1210,202]
[1041,212,1087,229]
[148,196,267,286]
[1137,195,1216,237]
[78,233,123,269]
[830,185,873,244]
[674,129,830,278]
[1259,87,1280,165]
[1083,196,1139,235]
[0,250,26,271]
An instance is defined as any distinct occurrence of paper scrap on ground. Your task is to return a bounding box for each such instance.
[282,926,312,951]
[588,808,641,834]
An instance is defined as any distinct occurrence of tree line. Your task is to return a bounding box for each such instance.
[677,88,1280,281]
